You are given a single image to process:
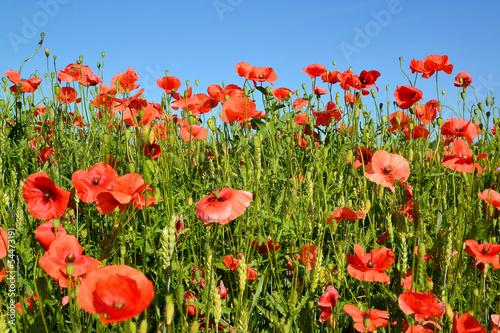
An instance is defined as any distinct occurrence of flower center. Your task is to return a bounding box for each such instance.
[381,166,392,175]
[366,261,374,268]
[92,178,100,185]
[44,191,52,201]
[65,254,74,263]
[482,247,489,254]
[113,302,126,309]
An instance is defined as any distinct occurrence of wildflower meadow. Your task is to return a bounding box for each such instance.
[1,34,500,332]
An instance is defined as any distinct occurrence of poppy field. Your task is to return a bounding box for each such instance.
[1,38,500,332]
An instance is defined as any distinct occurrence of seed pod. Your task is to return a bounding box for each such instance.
[486,97,491,106]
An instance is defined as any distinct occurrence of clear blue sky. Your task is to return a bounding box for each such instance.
[2,0,499,120]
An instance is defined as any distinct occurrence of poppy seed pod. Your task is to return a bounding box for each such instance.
[486,97,491,106]
[478,102,484,111]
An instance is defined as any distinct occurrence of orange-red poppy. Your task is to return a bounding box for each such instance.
[365,150,411,192]
[196,188,253,225]
[22,172,70,220]
[338,70,361,91]
[39,235,100,287]
[403,124,430,140]
[252,239,280,255]
[441,139,486,174]
[223,255,239,271]
[221,97,265,124]
[0,227,8,259]
[314,86,328,96]
[454,72,472,88]
[34,220,67,251]
[300,243,317,271]
[478,189,500,210]
[345,92,362,106]
[388,111,410,133]
[440,117,478,145]
[179,124,208,142]
[77,265,155,324]
[322,70,340,84]
[423,55,453,78]
[4,70,42,93]
[272,87,294,102]
[343,304,389,332]
[95,173,149,215]
[359,70,381,95]
[464,239,500,268]
[415,101,438,125]
[394,85,423,109]
[293,98,309,111]
[312,102,342,126]
[352,147,373,169]
[492,314,499,333]
[405,324,436,333]
[317,285,339,323]
[398,291,445,322]
[72,162,118,203]
[328,206,366,224]
[346,244,395,284]
[111,68,140,94]
[57,87,81,104]
[142,141,162,159]
[302,63,326,78]
[15,294,38,315]
[453,312,486,333]
[58,63,102,87]
[410,59,427,76]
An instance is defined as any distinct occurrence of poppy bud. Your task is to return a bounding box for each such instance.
[446,305,454,319]
[472,116,478,124]
[66,262,74,277]
[0,100,4,109]
[166,294,174,325]
[301,83,307,92]
[486,97,491,106]
[486,111,491,118]
[285,136,291,145]
[346,150,353,164]
[442,89,446,96]
[489,204,496,218]
[54,85,60,96]
[363,199,371,214]
[418,243,426,260]
[81,229,88,239]
[189,321,199,333]
[97,62,101,69]
[354,108,360,118]
[472,288,479,297]
[378,185,384,197]
[125,129,131,140]
[371,90,376,98]
[52,218,60,230]
[128,163,136,173]
[437,117,443,126]
[89,104,94,112]
[408,148,414,162]
[478,102,484,111]
[103,134,109,144]
[363,317,371,330]
[461,91,466,100]
[425,280,434,291]
[139,319,148,333]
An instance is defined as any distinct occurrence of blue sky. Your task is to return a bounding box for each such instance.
[1,0,499,120]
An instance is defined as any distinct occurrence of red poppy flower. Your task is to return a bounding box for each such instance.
[454,72,472,88]
[35,220,67,251]
[302,64,326,78]
[338,70,361,90]
[352,147,373,169]
[142,141,162,159]
[57,87,82,104]
[394,85,423,109]
[77,265,155,324]
[235,61,253,79]
[440,117,478,145]
[441,139,486,174]
[415,101,438,125]
[300,243,317,270]
[179,124,208,142]
[196,188,253,225]
[464,239,500,268]
[58,63,102,87]
[398,291,445,322]
[157,75,181,95]
[184,291,198,316]
[346,244,395,284]
[345,92,362,106]
[223,255,240,271]
[404,124,430,140]
[322,70,340,84]
[328,207,366,224]
[423,55,453,78]
[359,70,381,95]
[312,102,342,126]
[16,294,38,315]
[0,266,6,283]
[72,162,118,203]
[247,65,278,87]
[252,239,280,255]
[95,173,149,215]
[492,314,500,333]
[388,111,410,133]
[478,189,500,209]
[221,97,265,124]
[4,70,42,93]
[39,235,100,287]
[317,285,339,323]
[365,150,411,192]
[401,270,432,292]
[314,86,328,96]
[410,59,427,76]
[111,68,140,94]
[293,98,309,111]
[453,312,486,333]
[247,266,258,280]
[22,172,70,220]
[0,227,8,259]
[343,304,389,332]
